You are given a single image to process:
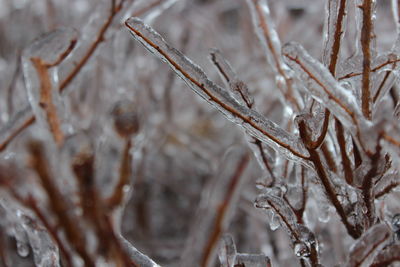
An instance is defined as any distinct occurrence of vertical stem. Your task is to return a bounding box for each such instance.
[360,0,373,119]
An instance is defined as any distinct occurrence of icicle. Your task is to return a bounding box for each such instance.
[13,224,30,258]
[21,215,60,267]
[218,234,237,267]
[125,17,310,163]
[255,193,297,237]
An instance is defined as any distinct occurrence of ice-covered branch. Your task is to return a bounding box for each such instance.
[125,17,311,162]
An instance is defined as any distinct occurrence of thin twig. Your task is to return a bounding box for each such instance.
[335,120,354,185]
[201,153,250,267]
[360,0,374,119]
[250,0,301,111]
[299,120,361,238]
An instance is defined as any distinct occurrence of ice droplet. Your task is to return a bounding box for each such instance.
[16,241,30,257]
[318,205,331,223]
[294,242,310,258]
[269,213,280,231]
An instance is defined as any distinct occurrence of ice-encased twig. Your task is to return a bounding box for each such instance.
[235,253,271,267]
[180,149,250,267]
[125,17,311,162]
[322,0,348,76]
[345,223,391,267]
[246,0,302,111]
[209,49,277,182]
[0,106,35,151]
[119,236,161,267]
[255,194,320,266]
[209,49,254,108]
[370,244,400,267]
[282,42,364,134]
[358,0,376,120]
[392,0,400,32]
[218,234,271,267]
[0,0,130,152]
[218,235,237,267]
[23,28,77,146]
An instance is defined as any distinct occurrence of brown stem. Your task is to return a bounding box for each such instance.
[321,142,337,173]
[299,121,361,238]
[309,110,330,149]
[107,139,132,208]
[252,0,300,111]
[31,58,65,146]
[335,119,354,185]
[27,141,95,266]
[328,0,347,76]
[360,0,373,119]
[201,153,250,267]
[338,58,400,80]
[375,182,400,199]
[373,60,397,103]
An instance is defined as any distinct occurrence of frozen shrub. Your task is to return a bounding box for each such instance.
[0,0,399,266]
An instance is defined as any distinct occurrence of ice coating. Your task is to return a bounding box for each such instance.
[346,223,390,267]
[180,148,250,267]
[209,48,254,108]
[322,0,348,75]
[125,17,310,162]
[23,28,77,66]
[119,236,162,267]
[282,42,363,131]
[255,194,297,240]
[22,28,77,146]
[218,234,237,267]
[246,0,303,111]
[371,244,400,267]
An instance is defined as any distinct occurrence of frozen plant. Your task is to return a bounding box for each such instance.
[0,0,400,266]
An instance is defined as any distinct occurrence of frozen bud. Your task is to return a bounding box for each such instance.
[111,100,140,138]
[71,148,94,183]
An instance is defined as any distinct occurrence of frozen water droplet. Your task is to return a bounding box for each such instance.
[318,205,331,223]
[269,214,280,231]
[294,242,310,258]
[16,241,29,257]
